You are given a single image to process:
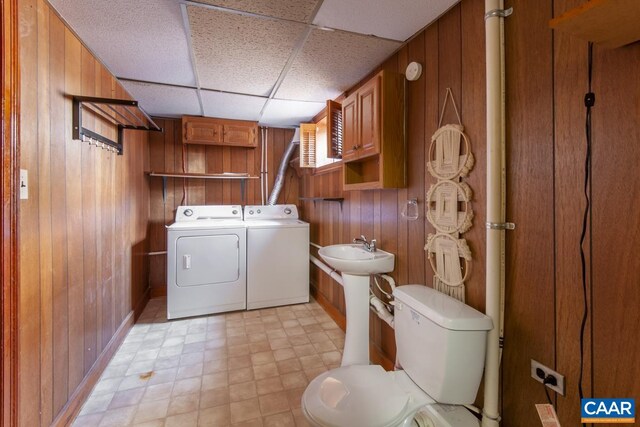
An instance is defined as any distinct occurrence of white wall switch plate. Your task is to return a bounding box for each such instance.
[20,169,28,200]
[531,359,565,395]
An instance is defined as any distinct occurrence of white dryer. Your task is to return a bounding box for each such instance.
[167,205,246,319]
[244,205,310,310]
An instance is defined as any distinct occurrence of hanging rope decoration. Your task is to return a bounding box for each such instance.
[426,180,474,234]
[425,88,475,302]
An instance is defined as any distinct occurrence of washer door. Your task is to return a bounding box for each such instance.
[176,234,239,287]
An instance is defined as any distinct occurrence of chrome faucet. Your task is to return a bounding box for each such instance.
[353,235,377,252]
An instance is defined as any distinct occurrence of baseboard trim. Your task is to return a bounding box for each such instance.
[134,287,151,320]
[52,310,135,427]
[150,286,167,298]
[311,286,395,371]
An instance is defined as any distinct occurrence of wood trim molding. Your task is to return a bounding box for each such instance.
[51,311,135,427]
[1,0,20,425]
[310,285,395,371]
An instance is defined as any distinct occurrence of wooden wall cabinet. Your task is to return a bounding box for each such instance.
[342,70,405,190]
[182,116,258,147]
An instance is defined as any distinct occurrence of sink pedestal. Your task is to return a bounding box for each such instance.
[340,273,371,366]
[317,243,395,367]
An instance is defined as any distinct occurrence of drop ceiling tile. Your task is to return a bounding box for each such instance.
[275,29,401,102]
[193,0,320,23]
[120,81,201,117]
[313,0,459,42]
[188,6,306,96]
[48,0,196,86]
[201,91,267,121]
[259,99,325,127]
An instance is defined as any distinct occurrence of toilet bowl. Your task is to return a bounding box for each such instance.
[301,365,480,427]
[301,285,493,427]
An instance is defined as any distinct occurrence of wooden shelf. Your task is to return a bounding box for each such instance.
[148,171,258,203]
[73,96,163,155]
[148,171,258,180]
[299,197,344,209]
[550,0,640,49]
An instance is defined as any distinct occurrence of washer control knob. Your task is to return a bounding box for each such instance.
[232,209,238,215]
[284,208,292,215]
[184,209,193,217]
[248,210,254,215]
[257,209,261,214]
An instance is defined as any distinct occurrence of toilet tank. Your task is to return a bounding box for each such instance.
[393,285,493,404]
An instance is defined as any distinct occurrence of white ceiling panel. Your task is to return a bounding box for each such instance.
[313,0,459,42]
[275,29,401,102]
[201,91,267,121]
[188,6,306,96]
[260,99,325,127]
[48,0,196,86]
[120,81,201,117]
[193,0,321,23]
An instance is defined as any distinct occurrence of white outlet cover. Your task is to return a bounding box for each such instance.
[20,169,28,200]
[531,359,565,396]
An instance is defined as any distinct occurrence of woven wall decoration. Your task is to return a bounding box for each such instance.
[425,88,474,302]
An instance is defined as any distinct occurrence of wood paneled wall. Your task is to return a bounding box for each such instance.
[18,0,150,425]
[302,0,488,376]
[301,1,640,425]
[147,121,298,297]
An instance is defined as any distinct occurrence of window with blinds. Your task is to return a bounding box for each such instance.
[327,100,343,159]
[299,123,317,168]
[299,100,343,169]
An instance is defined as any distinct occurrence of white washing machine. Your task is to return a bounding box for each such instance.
[167,205,246,319]
[244,204,310,310]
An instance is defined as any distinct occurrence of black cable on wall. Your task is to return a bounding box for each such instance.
[578,41,595,407]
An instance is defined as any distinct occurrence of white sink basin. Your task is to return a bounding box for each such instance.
[319,244,394,276]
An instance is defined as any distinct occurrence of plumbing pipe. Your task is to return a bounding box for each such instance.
[268,128,300,205]
[369,294,394,329]
[483,0,507,426]
[264,127,269,202]
[309,242,322,250]
[260,127,265,205]
[309,254,343,286]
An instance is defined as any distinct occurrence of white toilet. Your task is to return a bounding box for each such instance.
[301,285,493,427]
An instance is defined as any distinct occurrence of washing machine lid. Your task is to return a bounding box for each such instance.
[303,365,411,427]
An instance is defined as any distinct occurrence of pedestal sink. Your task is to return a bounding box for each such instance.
[318,244,394,366]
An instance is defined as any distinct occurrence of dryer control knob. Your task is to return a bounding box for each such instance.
[248,210,254,215]
[184,209,193,217]
[257,209,261,214]
[232,210,238,215]
[284,208,292,215]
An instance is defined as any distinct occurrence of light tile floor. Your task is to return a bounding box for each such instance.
[73,298,344,426]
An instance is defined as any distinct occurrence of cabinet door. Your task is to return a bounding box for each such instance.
[184,120,222,145]
[341,92,359,161]
[223,124,257,147]
[358,75,381,158]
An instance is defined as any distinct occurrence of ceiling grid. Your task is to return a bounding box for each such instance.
[49,0,460,126]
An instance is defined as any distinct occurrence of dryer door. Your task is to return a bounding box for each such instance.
[175,234,239,287]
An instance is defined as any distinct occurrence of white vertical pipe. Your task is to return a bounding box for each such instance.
[260,127,265,205]
[483,0,505,426]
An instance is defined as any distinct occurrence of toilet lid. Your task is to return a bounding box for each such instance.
[302,365,411,427]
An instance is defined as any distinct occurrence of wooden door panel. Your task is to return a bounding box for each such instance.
[358,75,380,157]
[223,124,257,147]
[341,93,358,161]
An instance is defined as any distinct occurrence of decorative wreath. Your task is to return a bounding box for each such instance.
[426,180,474,234]
[427,124,475,180]
[424,233,472,287]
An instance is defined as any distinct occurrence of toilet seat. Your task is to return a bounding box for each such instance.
[302,365,432,427]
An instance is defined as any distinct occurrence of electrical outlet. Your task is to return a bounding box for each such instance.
[531,359,565,395]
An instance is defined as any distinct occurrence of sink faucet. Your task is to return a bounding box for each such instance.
[353,235,377,252]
